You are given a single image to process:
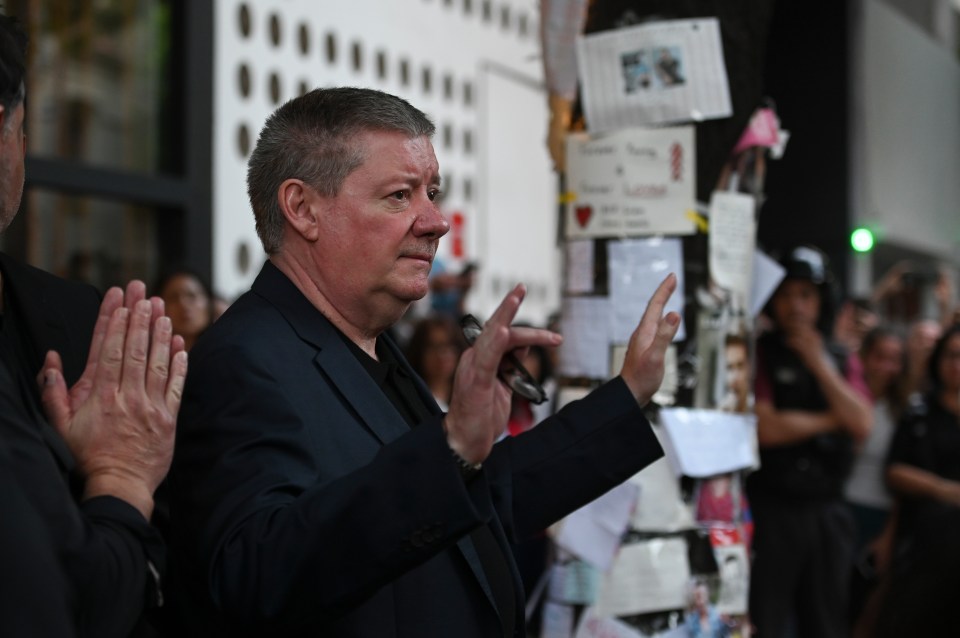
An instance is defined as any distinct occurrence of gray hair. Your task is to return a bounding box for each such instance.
[247,87,436,254]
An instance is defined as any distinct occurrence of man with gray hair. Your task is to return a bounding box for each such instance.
[168,86,679,637]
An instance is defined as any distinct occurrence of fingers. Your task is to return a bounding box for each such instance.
[85,287,124,372]
[39,351,71,433]
[165,349,188,415]
[93,306,130,394]
[124,280,147,312]
[149,295,165,328]
[469,284,526,377]
[145,315,173,402]
[120,299,153,396]
[640,274,677,329]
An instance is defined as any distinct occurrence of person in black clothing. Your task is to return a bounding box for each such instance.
[747,246,872,637]
[165,86,680,637]
[865,324,960,636]
[0,14,188,637]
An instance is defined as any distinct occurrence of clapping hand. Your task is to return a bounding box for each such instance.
[39,281,188,519]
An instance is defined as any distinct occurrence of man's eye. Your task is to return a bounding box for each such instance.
[391,191,408,200]
[428,189,443,202]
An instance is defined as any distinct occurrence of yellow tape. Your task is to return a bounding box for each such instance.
[686,209,709,233]
[558,191,577,204]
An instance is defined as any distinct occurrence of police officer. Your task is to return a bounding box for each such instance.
[747,246,872,637]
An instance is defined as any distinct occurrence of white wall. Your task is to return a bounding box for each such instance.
[850,0,960,261]
[212,0,560,324]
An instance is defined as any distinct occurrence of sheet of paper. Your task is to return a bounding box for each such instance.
[565,127,696,238]
[658,408,758,477]
[608,237,686,341]
[556,481,640,571]
[541,601,577,638]
[566,239,596,293]
[576,18,731,132]
[575,607,645,638]
[559,296,613,378]
[750,250,785,317]
[708,191,756,307]
[627,450,695,532]
[548,560,601,605]
[596,538,691,617]
[714,543,750,615]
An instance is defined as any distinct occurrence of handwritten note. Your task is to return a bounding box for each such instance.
[565,127,696,239]
[709,191,756,307]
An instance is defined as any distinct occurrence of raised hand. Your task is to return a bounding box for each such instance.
[444,284,562,465]
[39,283,187,519]
[619,274,682,406]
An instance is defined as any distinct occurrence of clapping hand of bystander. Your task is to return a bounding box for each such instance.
[37,280,188,519]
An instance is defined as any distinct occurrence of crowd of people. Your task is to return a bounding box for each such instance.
[4,11,960,638]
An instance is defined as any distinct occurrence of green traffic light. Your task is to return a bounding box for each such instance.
[850,227,875,253]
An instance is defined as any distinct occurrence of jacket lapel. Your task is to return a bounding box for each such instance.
[250,262,506,622]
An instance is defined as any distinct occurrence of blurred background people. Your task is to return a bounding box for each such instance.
[427,258,475,320]
[844,327,906,552]
[834,297,880,356]
[154,267,217,352]
[747,245,872,638]
[902,318,942,399]
[863,324,960,636]
[404,314,465,410]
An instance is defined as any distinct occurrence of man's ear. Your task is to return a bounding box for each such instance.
[277,178,320,242]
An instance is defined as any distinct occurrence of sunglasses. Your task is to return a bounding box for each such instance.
[459,314,548,405]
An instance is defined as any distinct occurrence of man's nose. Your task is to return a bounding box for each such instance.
[413,203,450,238]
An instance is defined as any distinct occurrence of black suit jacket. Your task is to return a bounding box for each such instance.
[168,261,663,637]
[0,253,163,637]
[0,252,100,403]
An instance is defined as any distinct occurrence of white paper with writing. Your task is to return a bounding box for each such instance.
[708,191,756,307]
[566,127,695,239]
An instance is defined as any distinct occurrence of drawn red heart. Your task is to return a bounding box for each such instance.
[575,206,592,228]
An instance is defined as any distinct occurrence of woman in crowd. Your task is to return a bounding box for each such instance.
[845,327,906,553]
[404,314,464,410]
[154,267,217,352]
[859,324,960,636]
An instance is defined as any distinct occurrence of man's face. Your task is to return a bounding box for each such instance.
[0,102,26,234]
[771,279,821,333]
[309,130,449,326]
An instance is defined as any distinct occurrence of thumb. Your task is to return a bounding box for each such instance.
[40,351,72,435]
